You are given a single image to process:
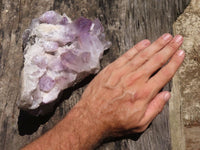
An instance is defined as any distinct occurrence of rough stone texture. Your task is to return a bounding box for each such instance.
[0,0,190,150]
[172,0,200,149]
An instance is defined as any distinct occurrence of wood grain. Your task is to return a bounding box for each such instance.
[0,0,190,149]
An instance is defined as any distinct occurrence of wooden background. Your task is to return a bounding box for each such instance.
[0,0,190,150]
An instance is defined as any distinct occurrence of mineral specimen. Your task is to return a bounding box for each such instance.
[19,11,111,114]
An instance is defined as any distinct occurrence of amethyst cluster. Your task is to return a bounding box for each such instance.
[19,11,111,113]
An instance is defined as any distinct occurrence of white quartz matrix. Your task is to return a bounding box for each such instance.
[19,11,111,111]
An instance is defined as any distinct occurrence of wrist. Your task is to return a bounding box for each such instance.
[62,100,107,149]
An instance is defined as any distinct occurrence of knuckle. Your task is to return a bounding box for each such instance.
[157,105,164,114]
[122,47,138,61]
[155,38,166,47]
[153,100,164,114]
[128,47,138,56]
[139,51,149,59]
[161,68,173,78]
[138,88,151,99]
[123,53,130,60]
[143,89,151,97]
[133,46,140,53]
[167,41,179,50]
[106,70,119,86]
[128,60,137,69]
[134,125,148,133]
[137,120,147,129]
[112,70,124,81]
[154,54,165,66]
[106,66,129,87]
[100,66,116,83]
[122,51,132,60]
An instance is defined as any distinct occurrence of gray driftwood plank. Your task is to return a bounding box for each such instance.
[0,0,190,150]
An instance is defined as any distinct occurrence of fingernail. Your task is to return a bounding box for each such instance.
[142,40,150,46]
[162,33,171,41]
[174,35,183,43]
[178,50,184,57]
[164,92,171,101]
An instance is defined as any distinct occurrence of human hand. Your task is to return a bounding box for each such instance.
[77,33,184,137]
[23,33,185,150]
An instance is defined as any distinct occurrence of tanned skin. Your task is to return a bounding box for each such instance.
[23,33,185,150]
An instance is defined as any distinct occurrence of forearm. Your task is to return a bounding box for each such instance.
[22,33,184,150]
[22,102,105,150]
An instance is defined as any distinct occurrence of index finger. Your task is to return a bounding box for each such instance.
[111,39,151,69]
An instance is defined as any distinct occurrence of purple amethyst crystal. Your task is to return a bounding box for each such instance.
[39,75,56,92]
[19,11,111,114]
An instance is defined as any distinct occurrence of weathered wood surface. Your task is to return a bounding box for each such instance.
[172,0,200,150]
[0,0,190,150]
